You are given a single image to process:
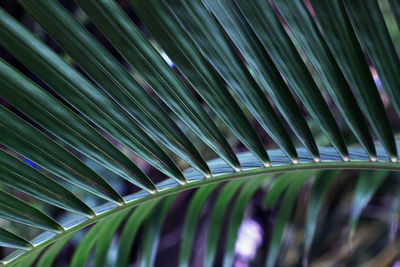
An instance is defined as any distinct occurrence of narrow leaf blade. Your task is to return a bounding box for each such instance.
[205,180,245,267]
[134,0,299,163]
[140,196,176,267]
[0,104,123,204]
[17,0,211,175]
[0,59,156,192]
[272,0,376,158]
[36,236,72,267]
[304,171,338,265]
[179,184,218,267]
[0,9,185,183]
[204,0,319,159]
[236,0,348,158]
[116,201,159,267]
[0,189,63,232]
[345,0,400,123]
[75,0,240,170]
[0,228,32,250]
[266,173,310,267]
[0,148,94,217]
[223,177,267,267]
[349,171,388,237]
[310,0,397,160]
[93,210,130,267]
[124,0,267,169]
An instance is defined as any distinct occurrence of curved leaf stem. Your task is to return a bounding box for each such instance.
[3,160,400,266]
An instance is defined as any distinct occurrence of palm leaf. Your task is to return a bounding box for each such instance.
[0,8,185,182]
[0,0,399,266]
[310,0,397,160]
[0,229,32,251]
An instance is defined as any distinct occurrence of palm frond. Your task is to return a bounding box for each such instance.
[4,170,394,266]
[0,0,399,266]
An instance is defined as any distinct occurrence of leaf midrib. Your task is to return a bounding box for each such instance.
[3,159,400,266]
